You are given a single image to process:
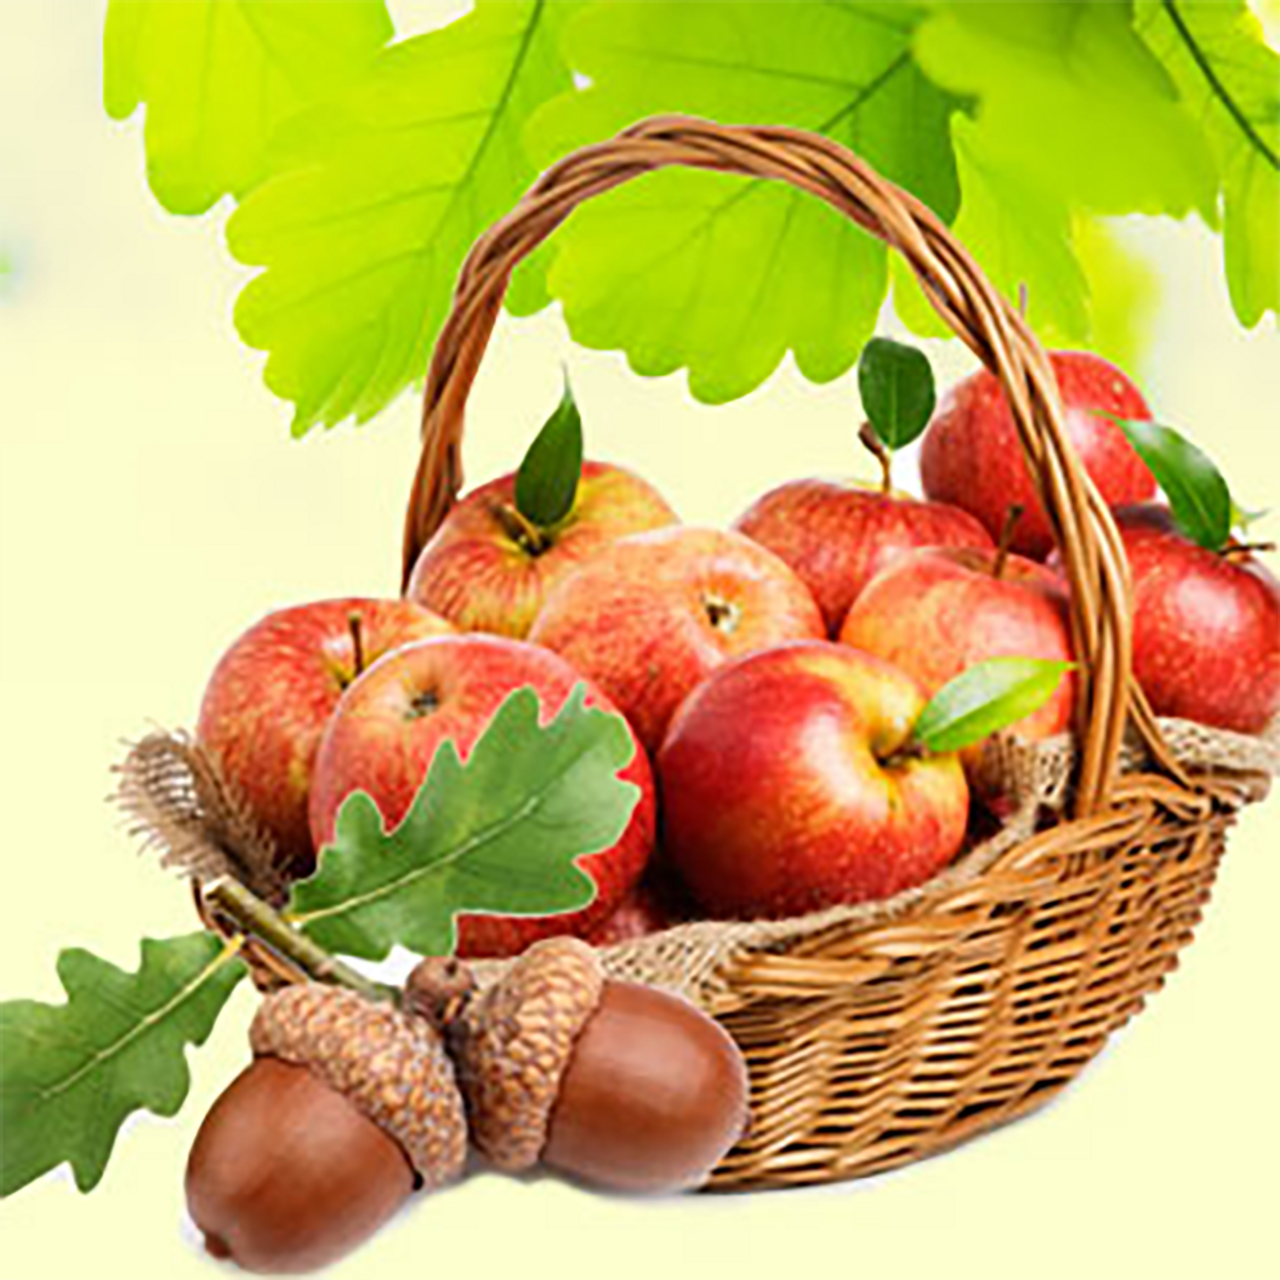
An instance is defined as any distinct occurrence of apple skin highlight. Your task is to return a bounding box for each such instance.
[1111,504,1280,734]
[735,479,993,634]
[920,350,1156,560]
[657,642,969,920]
[197,598,454,877]
[531,526,826,752]
[407,460,678,639]
[840,546,1077,744]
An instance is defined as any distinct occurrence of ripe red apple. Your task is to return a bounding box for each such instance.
[920,351,1156,559]
[589,880,679,946]
[308,634,656,958]
[734,479,993,633]
[406,460,678,638]
[839,547,1076,742]
[197,599,453,878]
[657,642,969,919]
[528,527,826,752]
[1109,504,1280,733]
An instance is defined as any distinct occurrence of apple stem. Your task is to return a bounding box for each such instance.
[348,612,366,679]
[493,502,551,556]
[992,505,1024,580]
[858,421,894,494]
[1224,539,1275,560]
[882,738,930,769]
[202,876,396,1005]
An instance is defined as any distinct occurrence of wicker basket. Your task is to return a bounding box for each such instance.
[120,116,1277,1195]
[397,116,1275,1189]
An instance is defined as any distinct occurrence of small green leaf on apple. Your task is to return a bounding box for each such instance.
[858,337,937,453]
[515,373,584,529]
[911,656,1075,756]
[1103,414,1233,551]
[287,683,639,960]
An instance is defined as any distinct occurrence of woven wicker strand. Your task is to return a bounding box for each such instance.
[401,115,1185,812]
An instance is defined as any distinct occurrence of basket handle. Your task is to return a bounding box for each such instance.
[402,115,1179,817]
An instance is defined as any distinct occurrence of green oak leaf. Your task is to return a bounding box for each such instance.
[914,0,1219,220]
[1135,0,1280,325]
[104,0,392,215]
[913,657,1075,755]
[893,115,1091,346]
[0,933,246,1197]
[1110,416,1234,550]
[227,0,574,434]
[518,0,962,404]
[288,685,640,960]
[515,374,584,528]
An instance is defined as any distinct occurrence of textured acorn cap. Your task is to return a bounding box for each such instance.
[452,937,605,1172]
[250,983,467,1188]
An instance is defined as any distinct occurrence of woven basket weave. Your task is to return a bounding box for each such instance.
[119,117,1277,1193]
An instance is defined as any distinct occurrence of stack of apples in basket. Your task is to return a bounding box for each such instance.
[198,344,1280,955]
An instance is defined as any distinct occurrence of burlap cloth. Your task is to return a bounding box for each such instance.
[116,717,1278,1006]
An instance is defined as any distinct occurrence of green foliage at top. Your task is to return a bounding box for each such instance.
[226,0,574,434]
[288,685,640,960]
[0,933,246,1197]
[1135,0,1280,326]
[915,0,1219,219]
[516,375,585,527]
[103,1,1279,432]
[912,657,1075,755]
[104,0,392,214]
[890,114,1092,348]
[519,1,961,404]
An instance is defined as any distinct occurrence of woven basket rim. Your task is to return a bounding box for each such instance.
[116,713,1277,1010]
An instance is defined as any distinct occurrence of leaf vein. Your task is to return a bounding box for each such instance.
[1162,0,1279,171]
[33,944,241,1104]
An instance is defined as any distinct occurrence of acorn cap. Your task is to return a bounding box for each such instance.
[452,937,605,1172]
[250,984,467,1189]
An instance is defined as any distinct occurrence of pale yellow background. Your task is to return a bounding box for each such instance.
[3,3,1280,1279]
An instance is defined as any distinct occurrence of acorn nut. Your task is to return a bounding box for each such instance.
[424,937,750,1193]
[185,984,467,1273]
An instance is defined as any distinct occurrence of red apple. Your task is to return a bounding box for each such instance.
[528,527,826,752]
[734,479,993,633]
[406,460,678,638]
[1109,504,1280,733]
[839,547,1076,742]
[920,351,1156,560]
[657,642,969,919]
[589,880,679,946]
[308,634,656,958]
[197,599,453,878]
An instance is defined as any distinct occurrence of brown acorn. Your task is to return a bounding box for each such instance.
[186,984,467,1273]
[412,938,750,1194]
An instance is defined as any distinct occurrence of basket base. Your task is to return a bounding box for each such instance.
[704,808,1231,1192]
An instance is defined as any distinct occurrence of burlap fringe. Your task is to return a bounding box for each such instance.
[114,719,1278,1006]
